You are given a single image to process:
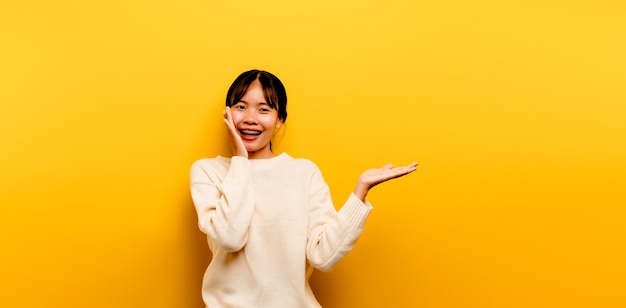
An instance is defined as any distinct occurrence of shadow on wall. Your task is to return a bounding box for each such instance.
[184,198,212,307]
[309,270,341,307]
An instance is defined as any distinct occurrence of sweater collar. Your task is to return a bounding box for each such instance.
[218,152,292,170]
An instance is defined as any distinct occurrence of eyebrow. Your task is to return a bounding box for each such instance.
[237,100,271,106]
[237,99,269,105]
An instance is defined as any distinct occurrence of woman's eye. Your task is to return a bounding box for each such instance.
[259,108,270,113]
[234,104,245,110]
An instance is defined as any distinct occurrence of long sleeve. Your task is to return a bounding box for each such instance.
[305,165,373,272]
[190,157,255,252]
[193,154,370,307]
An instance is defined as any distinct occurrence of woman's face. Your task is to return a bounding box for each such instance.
[230,79,283,159]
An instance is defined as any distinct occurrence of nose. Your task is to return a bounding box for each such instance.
[243,109,258,125]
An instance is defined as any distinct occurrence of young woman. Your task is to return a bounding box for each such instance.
[190,70,418,307]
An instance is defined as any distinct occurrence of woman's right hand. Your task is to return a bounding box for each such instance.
[223,107,248,158]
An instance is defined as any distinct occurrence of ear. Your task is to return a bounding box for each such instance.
[275,118,283,130]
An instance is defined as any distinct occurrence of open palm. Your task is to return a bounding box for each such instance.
[354,162,419,201]
[359,163,418,187]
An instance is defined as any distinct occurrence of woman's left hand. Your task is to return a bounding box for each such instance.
[353,162,418,201]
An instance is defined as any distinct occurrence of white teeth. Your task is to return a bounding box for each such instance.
[240,130,261,135]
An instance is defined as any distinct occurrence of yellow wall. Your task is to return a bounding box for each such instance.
[1,0,625,307]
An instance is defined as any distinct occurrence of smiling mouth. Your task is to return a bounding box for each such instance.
[239,130,262,136]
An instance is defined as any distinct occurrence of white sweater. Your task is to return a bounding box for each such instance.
[190,153,373,307]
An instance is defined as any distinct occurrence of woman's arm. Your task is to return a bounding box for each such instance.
[306,162,418,271]
[190,157,255,252]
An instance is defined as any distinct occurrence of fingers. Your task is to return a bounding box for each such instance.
[223,107,234,127]
[382,162,417,171]
[223,107,239,135]
[385,162,419,179]
[386,162,418,173]
[223,107,248,158]
[400,162,418,173]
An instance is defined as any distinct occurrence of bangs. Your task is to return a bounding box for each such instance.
[258,74,279,111]
[227,73,258,106]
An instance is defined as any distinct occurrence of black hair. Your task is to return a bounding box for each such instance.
[225,70,288,122]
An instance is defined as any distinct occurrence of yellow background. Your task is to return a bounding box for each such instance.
[1,0,625,307]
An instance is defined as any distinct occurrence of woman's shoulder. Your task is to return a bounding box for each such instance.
[284,155,322,173]
[281,152,310,165]
[190,156,230,172]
